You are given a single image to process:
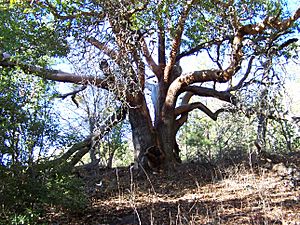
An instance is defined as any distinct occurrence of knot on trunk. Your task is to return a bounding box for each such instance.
[142,146,165,173]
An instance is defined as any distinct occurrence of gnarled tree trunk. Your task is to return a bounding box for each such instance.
[128,68,183,172]
[129,110,180,172]
[128,95,157,164]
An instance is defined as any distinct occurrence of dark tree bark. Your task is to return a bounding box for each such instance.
[128,97,157,165]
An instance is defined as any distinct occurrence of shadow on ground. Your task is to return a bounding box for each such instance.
[42,151,300,224]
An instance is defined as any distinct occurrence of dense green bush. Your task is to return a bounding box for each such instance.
[0,70,87,224]
[0,164,87,225]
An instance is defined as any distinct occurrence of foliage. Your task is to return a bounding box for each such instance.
[178,86,300,164]
[0,163,87,225]
[0,68,85,224]
[178,114,215,162]
[0,69,75,166]
[0,2,69,65]
[178,110,257,163]
[267,117,300,152]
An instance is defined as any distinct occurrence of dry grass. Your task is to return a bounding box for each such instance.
[43,162,300,225]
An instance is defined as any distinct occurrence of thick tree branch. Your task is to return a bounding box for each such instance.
[165,69,229,109]
[0,59,111,88]
[86,37,118,60]
[141,38,161,76]
[163,0,195,83]
[182,86,237,104]
[175,92,193,131]
[223,7,300,81]
[165,7,300,111]
[175,102,234,121]
[239,7,300,36]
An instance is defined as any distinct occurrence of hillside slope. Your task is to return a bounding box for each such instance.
[43,152,300,225]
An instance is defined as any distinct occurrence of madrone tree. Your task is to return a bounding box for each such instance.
[1,0,299,172]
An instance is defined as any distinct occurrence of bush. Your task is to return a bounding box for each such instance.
[0,70,87,224]
[0,163,88,225]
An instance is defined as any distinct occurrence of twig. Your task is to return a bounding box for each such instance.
[57,85,87,99]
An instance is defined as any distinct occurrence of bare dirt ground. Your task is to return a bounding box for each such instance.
[44,153,300,225]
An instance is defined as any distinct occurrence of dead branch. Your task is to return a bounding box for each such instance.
[86,37,118,60]
[0,58,110,88]
[141,37,161,77]
[176,38,230,61]
[278,38,298,50]
[52,106,127,167]
[228,55,255,92]
[57,85,87,99]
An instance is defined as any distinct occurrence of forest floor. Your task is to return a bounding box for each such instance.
[43,152,300,225]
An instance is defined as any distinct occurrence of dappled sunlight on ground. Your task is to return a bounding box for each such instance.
[42,155,300,225]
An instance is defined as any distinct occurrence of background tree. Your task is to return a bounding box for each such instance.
[178,76,300,165]
[99,122,131,168]
[1,0,299,172]
[55,83,131,167]
[0,4,87,224]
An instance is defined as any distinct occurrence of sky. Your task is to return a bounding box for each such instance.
[287,0,299,12]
